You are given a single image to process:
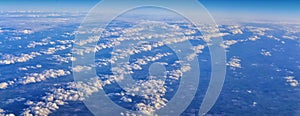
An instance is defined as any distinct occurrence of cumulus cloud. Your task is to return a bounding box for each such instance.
[0,82,9,89]
[231,29,243,35]
[27,40,50,48]
[0,108,4,113]
[192,45,205,54]
[282,35,298,40]
[75,36,100,46]
[284,76,299,87]
[260,49,272,56]
[227,57,242,69]
[41,45,71,55]
[22,29,34,34]
[0,108,15,116]
[246,26,272,36]
[0,52,42,65]
[21,69,71,85]
[18,20,230,116]
[73,65,92,72]
[186,53,197,61]
[2,38,71,66]
[220,40,238,48]
[48,54,75,63]
[18,64,42,71]
[74,22,229,58]
[202,33,230,42]
[249,36,259,41]
[0,69,70,90]
[124,79,168,114]
[21,77,103,116]
[252,101,258,107]
[109,52,173,79]
[228,25,243,35]
[119,63,190,115]
[21,58,192,116]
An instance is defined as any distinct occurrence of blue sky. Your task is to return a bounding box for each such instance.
[201,0,300,12]
[0,0,299,20]
[1,0,299,12]
[0,0,99,11]
[201,0,300,19]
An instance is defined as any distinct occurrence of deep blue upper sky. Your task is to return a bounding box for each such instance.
[202,0,300,12]
[1,0,299,12]
[0,0,299,20]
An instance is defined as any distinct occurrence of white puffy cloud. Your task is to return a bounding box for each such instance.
[18,64,42,71]
[109,52,172,79]
[231,29,243,35]
[75,36,100,46]
[227,25,243,35]
[202,33,230,42]
[186,53,197,61]
[0,82,9,89]
[0,52,42,65]
[21,77,103,116]
[41,45,71,55]
[56,39,74,45]
[16,20,241,116]
[284,76,299,87]
[192,45,205,54]
[0,69,70,90]
[27,41,49,48]
[252,101,258,107]
[48,55,75,63]
[0,108,15,116]
[22,29,34,34]
[227,57,242,69]
[8,37,22,41]
[21,57,192,116]
[73,65,92,72]
[74,22,229,59]
[260,49,272,56]
[0,108,4,113]
[21,69,71,85]
[220,40,238,48]
[246,26,272,36]
[249,36,259,41]
[282,35,298,40]
[36,64,42,68]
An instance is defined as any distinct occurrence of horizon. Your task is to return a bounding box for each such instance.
[0,0,299,23]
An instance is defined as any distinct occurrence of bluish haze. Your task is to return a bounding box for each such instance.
[1,0,299,13]
[0,0,299,20]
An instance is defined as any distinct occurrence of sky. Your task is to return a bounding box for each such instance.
[0,0,99,11]
[200,0,300,21]
[0,0,299,21]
